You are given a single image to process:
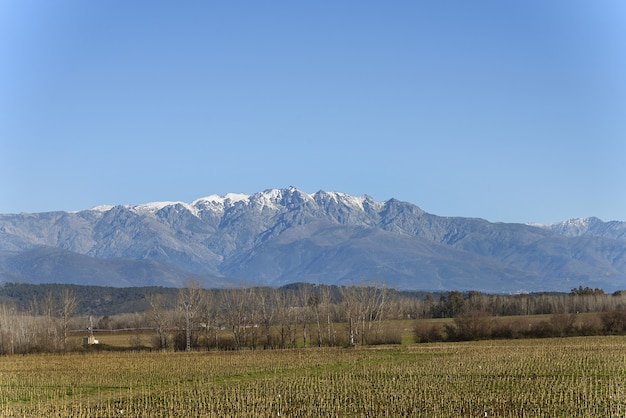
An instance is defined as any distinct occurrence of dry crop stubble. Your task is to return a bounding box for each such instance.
[1,337,626,416]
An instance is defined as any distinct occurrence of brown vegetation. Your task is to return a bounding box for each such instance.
[2,283,626,353]
[3,337,626,416]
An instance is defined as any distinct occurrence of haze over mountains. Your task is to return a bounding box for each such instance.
[1,187,625,293]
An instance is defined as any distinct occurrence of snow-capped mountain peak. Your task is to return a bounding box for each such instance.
[533,217,600,237]
[131,201,199,217]
[191,193,251,214]
[83,188,384,218]
[1,187,625,292]
[194,193,250,206]
[89,205,114,212]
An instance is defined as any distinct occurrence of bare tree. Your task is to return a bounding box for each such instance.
[200,289,220,349]
[0,302,16,354]
[220,286,255,349]
[309,287,323,347]
[257,287,278,349]
[147,293,172,349]
[274,289,298,349]
[339,282,389,346]
[339,286,358,346]
[362,283,389,343]
[296,284,313,348]
[319,285,337,346]
[178,280,204,351]
[61,289,78,352]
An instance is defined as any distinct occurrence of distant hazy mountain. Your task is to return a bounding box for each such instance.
[1,187,625,292]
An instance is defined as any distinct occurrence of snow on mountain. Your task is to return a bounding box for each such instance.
[130,188,383,218]
[88,205,114,212]
[315,190,369,211]
[548,217,596,236]
[531,217,626,241]
[1,187,625,291]
[131,201,200,217]
[193,193,250,207]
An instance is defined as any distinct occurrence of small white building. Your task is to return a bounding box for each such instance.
[82,335,99,347]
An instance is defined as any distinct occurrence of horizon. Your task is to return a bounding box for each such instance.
[1,2,625,224]
[2,186,622,225]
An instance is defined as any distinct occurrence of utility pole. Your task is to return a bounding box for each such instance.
[179,280,203,352]
[88,315,94,342]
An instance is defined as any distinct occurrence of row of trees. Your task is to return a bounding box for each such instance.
[0,288,78,354]
[148,282,394,351]
[429,289,622,318]
[160,285,626,351]
[416,309,626,343]
[2,283,626,354]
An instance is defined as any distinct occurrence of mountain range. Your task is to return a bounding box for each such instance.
[1,187,625,293]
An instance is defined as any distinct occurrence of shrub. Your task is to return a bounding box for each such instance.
[526,320,557,338]
[491,319,525,339]
[600,311,626,333]
[414,321,445,343]
[366,327,403,345]
[576,314,603,336]
[447,310,494,341]
[549,313,577,337]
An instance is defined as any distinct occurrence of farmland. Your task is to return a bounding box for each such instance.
[2,336,626,417]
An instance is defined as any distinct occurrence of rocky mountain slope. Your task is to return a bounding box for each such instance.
[1,187,625,292]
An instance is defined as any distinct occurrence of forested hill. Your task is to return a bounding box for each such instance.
[0,282,431,316]
[0,283,178,316]
[0,282,615,318]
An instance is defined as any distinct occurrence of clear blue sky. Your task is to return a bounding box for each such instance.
[1,1,625,223]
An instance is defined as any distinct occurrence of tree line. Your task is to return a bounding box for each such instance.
[146,282,396,351]
[1,282,626,354]
[0,288,78,354]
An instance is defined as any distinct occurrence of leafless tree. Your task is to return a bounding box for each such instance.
[319,285,337,346]
[256,287,279,348]
[147,293,172,349]
[339,282,389,345]
[61,288,78,352]
[296,284,313,348]
[200,289,220,349]
[339,286,358,346]
[309,287,323,347]
[273,289,299,349]
[178,280,204,351]
[220,286,257,349]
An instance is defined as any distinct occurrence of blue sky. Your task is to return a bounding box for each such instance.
[1,1,625,223]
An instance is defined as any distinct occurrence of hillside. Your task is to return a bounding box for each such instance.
[1,187,625,292]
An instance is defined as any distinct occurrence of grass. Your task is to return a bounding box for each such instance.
[2,335,626,416]
[77,313,603,349]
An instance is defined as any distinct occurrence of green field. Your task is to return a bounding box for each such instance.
[2,336,626,417]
